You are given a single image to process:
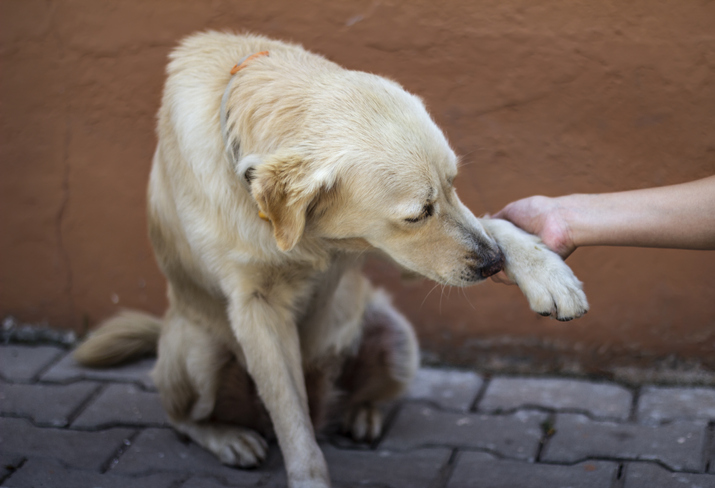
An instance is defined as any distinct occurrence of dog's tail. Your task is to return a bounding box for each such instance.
[74,310,162,367]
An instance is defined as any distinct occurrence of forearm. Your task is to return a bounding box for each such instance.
[561,176,715,250]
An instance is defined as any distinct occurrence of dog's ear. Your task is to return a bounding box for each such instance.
[251,150,333,252]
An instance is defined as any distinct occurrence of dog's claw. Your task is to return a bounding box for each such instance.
[344,404,382,442]
[517,256,589,322]
[213,428,267,468]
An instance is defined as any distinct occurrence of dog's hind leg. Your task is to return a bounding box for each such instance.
[171,419,268,468]
[152,311,268,467]
[338,289,419,442]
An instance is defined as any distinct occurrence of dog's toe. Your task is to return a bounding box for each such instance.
[215,428,267,468]
[345,405,382,442]
[518,257,589,321]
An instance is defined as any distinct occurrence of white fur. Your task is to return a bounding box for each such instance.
[135,31,588,488]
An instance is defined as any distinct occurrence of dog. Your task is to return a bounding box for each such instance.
[75,31,588,488]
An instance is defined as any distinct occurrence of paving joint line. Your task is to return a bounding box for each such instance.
[66,382,107,426]
[100,428,141,474]
[535,413,556,462]
[430,448,459,488]
[407,400,636,424]
[470,370,709,394]
[401,398,489,415]
[475,404,633,423]
[37,376,157,392]
[704,421,714,473]
[3,374,157,394]
[469,374,491,412]
[69,421,170,431]
[628,386,640,422]
[29,348,69,383]
[0,412,71,428]
[0,414,169,434]
[0,457,26,485]
[370,443,525,462]
[538,456,713,475]
[609,462,626,488]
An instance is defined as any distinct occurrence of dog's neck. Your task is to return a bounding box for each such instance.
[219,51,270,222]
[219,51,269,163]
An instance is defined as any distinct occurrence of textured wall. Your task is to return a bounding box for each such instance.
[2,0,714,372]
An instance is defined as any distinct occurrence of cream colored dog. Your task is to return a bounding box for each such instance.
[75,31,588,488]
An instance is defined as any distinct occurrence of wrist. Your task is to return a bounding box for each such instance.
[532,195,577,258]
[551,194,582,253]
[558,193,603,249]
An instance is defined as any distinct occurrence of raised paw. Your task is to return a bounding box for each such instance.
[512,249,589,321]
[343,404,383,442]
[205,426,268,468]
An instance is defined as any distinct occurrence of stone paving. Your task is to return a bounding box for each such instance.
[1,343,715,487]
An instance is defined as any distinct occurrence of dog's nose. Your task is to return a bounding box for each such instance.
[478,250,505,279]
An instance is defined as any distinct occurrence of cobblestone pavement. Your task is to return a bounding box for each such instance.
[1,343,715,487]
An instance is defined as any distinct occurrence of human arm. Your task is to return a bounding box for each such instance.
[493,175,715,260]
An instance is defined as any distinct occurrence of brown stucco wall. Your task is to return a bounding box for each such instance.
[2,1,714,373]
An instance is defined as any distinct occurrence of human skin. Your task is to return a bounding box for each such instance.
[492,175,715,262]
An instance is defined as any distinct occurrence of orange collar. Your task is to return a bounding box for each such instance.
[230,51,269,75]
[219,51,272,223]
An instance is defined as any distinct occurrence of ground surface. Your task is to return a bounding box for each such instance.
[1,343,715,488]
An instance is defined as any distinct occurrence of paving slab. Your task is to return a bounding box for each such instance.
[180,444,451,488]
[638,386,715,423]
[542,413,708,471]
[448,451,616,488]
[41,353,156,389]
[72,383,168,428]
[0,417,134,471]
[323,444,451,488]
[405,368,483,411]
[0,345,65,382]
[479,377,633,419]
[111,427,270,485]
[112,426,451,488]
[0,381,100,427]
[380,403,546,460]
[623,462,715,488]
[2,457,184,488]
[183,476,263,488]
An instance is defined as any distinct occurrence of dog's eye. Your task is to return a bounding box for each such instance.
[405,203,434,223]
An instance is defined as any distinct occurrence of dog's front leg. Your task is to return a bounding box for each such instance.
[226,284,330,488]
[480,217,589,321]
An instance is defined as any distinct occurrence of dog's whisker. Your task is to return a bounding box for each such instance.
[460,285,477,311]
[421,282,441,309]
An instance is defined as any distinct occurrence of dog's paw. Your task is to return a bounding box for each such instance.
[206,427,268,468]
[343,404,382,442]
[509,246,589,321]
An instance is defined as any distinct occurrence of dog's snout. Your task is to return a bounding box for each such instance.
[478,250,505,279]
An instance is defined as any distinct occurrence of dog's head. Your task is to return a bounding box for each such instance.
[246,71,504,286]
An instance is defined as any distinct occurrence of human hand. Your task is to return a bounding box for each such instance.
[489,175,715,286]
[490,196,576,284]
